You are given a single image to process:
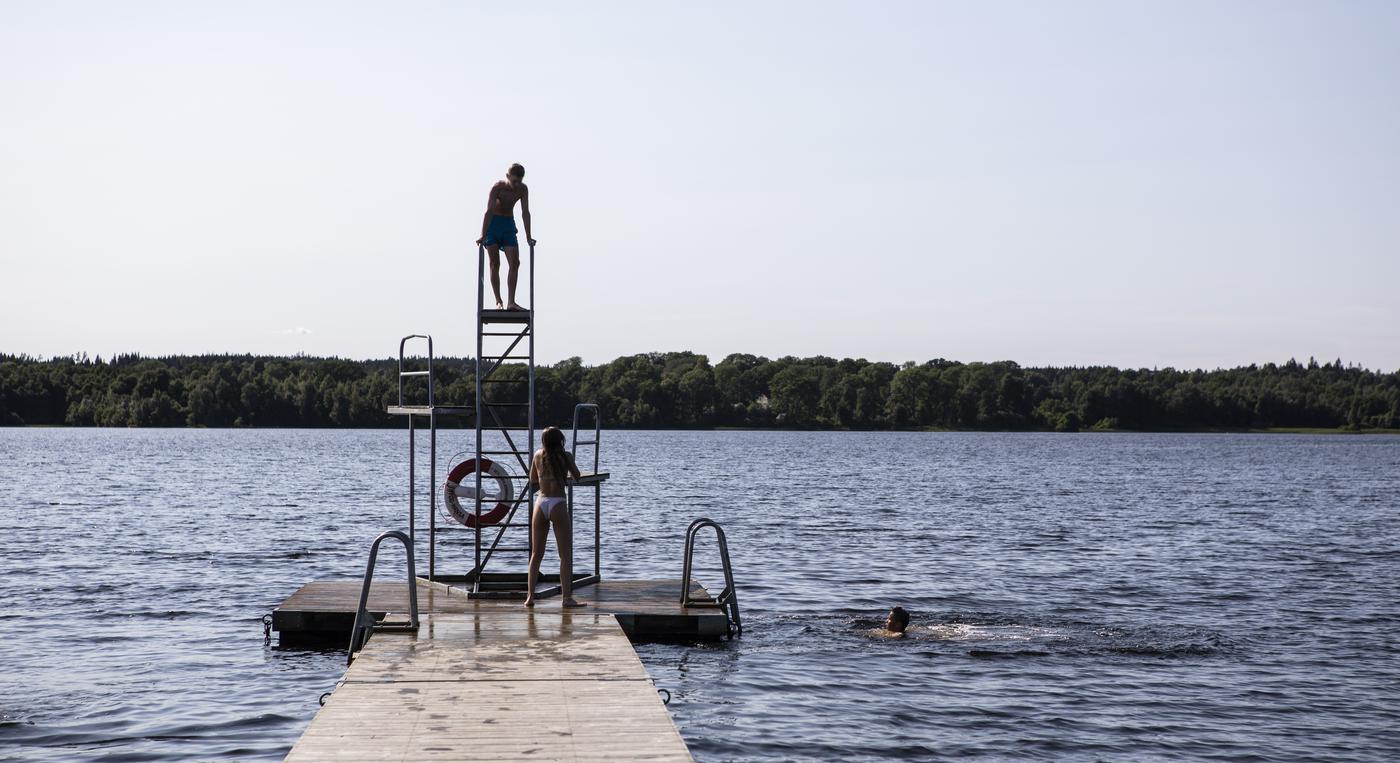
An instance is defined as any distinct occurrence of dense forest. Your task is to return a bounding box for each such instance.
[1,352,1397,431]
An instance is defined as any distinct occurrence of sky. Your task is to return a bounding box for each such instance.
[2,1,1398,370]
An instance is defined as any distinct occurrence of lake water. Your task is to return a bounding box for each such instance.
[1,429,1398,761]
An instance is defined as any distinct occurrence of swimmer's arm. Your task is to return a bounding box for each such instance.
[568,452,582,481]
[520,184,534,245]
[527,454,540,490]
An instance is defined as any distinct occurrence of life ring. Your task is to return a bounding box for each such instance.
[443,457,514,527]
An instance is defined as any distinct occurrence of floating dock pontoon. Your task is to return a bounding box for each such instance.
[271,244,740,761]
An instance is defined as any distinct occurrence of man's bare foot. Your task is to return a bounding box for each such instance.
[523,597,535,608]
[561,598,587,608]
[507,302,527,312]
[494,300,505,310]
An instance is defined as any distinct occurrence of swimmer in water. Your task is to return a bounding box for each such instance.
[885,606,910,636]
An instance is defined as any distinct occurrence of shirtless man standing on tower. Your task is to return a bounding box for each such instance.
[476,163,535,311]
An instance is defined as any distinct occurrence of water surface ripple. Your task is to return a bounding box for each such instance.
[1,429,1397,760]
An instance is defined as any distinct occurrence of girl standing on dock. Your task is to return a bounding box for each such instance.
[525,426,585,608]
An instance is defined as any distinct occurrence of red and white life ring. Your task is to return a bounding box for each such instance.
[443,457,514,527]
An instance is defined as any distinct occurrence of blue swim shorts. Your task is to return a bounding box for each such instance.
[483,215,518,248]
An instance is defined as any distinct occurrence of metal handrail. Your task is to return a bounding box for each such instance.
[348,530,420,664]
[395,334,436,578]
[570,402,604,582]
[680,518,741,636]
[571,403,601,474]
[397,334,435,407]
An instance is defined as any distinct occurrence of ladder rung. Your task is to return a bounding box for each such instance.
[573,440,598,446]
[481,331,530,337]
[481,356,530,361]
[431,529,528,540]
[399,370,430,377]
[483,402,530,408]
[478,450,528,455]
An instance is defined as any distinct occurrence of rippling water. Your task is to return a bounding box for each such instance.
[2,429,1398,761]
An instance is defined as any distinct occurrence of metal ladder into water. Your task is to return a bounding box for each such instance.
[347,530,420,665]
[681,518,742,637]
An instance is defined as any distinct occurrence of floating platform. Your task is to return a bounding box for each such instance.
[282,256,741,759]
[272,578,731,646]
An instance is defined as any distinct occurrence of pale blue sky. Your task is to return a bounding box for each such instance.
[2,1,1397,369]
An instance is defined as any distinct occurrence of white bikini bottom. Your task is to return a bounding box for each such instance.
[535,496,568,522]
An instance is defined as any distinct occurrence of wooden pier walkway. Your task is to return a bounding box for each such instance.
[279,580,717,761]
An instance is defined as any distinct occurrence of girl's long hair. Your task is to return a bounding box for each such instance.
[541,426,568,483]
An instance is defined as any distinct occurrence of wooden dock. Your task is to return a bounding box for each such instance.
[293,243,743,759]
[277,578,725,761]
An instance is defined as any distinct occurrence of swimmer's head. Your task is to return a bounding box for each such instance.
[508,163,525,181]
[885,606,910,634]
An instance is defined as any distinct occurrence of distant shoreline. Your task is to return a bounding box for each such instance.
[4,424,1396,436]
[3,352,1397,432]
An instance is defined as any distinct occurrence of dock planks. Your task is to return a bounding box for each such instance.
[286,612,692,762]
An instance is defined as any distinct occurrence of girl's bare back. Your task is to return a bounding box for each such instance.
[533,449,580,496]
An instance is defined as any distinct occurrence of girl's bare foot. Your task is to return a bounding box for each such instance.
[561,598,587,608]
[523,597,535,608]
[507,302,527,311]
[494,300,505,310]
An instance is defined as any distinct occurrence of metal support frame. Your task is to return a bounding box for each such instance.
[348,530,420,664]
[391,334,464,582]
[405,246,609,599]
[399,335,434,570]
[469,243,537,595]
[681,518,741,636]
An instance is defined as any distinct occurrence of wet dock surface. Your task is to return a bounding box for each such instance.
[286,611,692,762]
[276,579,723,761]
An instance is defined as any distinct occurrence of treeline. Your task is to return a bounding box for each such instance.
[1,352,1397,431]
